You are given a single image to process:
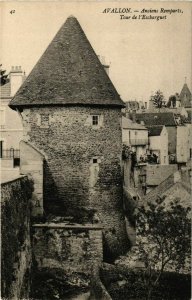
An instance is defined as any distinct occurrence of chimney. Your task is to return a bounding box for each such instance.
[9,66,25,96]
[22,71,27,83]
[132,109,136,123]
[125,112,130,119]
[98,55,110,75]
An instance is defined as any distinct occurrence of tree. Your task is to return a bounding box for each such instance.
[135,198,191,300]
[150,90,165,110]
[122,144,132,160]
[0,64,8,86]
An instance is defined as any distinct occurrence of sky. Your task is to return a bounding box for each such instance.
[0,1,191,103]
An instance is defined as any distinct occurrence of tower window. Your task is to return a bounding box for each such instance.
[40,114,49,126]
[92,115,99,126]
[93,158,98,164]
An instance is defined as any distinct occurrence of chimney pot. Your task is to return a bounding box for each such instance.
[132,110,136,123]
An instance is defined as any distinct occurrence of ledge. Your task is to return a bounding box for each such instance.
[32,222,103,230]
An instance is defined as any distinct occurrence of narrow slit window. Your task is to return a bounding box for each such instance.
[41,114,49,126]
[93,158,98,164]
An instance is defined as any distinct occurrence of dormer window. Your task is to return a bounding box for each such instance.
[92,115,99,126]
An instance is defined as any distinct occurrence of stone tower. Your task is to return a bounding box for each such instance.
[9,16,129,259]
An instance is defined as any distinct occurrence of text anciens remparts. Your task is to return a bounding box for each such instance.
[102,8,183,21]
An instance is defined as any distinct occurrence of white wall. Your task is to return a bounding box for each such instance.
[149,126,168,165]
[185,123,192,160]
[122,128,148,145]
[176,126,188,163]
[122,128,148,162]
[0,99,23,149]
[136,145,147,161]
[10,71,23,97]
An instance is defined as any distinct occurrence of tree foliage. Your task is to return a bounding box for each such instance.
[0,64,8,86]
[135,198,191,300]
[122,144,132,160]
[150,90,165,109]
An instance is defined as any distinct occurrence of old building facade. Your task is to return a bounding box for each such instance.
[148,125,169,165]
[0,66,25,167]
[122,116,148,162]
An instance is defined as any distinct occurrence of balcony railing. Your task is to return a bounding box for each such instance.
[0,148,20,159]
[130,138,148,146]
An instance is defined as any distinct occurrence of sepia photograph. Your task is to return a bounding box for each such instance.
[0,1,191,299]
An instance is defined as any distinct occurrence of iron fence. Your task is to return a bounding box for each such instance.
[0,148,20,159]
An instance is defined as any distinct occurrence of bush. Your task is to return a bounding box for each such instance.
[100,263,191,300]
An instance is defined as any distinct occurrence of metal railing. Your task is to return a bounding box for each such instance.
[0,148,20,159]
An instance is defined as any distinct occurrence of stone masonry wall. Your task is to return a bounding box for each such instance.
[1,176,33,299]
[21,106,129,259]
[32,223,103,274]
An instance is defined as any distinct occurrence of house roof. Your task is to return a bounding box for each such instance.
[147,125,164,136]
[146,164,178,186]
[0,81,11,98]
[180,83,192,108]
[148,107,187,116]
[122,116,147,130]
[134,112,176,126]
[144,169,191,207]
[9,16,124,110]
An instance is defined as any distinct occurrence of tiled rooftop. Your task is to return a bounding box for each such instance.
[122,116,147,130]
[144,169,191,207]
[147,125,164,136]
[146,164,178,186]
[0,81,11,98]
[134,112,177,126]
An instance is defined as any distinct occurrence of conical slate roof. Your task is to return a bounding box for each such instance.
[9,16,124,109]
